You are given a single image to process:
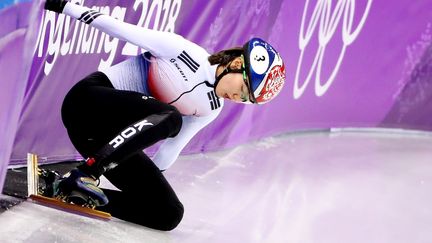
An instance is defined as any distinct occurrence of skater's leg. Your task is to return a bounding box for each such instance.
[97,152,184,231]
[57,72,182,207]
[76,108,181,177]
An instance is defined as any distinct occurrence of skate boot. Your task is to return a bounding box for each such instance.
[54,169,109,207]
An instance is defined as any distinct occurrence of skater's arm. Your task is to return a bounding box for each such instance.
[152,111,221,171]
[58,2,185,57]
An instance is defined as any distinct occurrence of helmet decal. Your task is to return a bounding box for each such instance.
[256,62,285,103]
[249,45,270,75]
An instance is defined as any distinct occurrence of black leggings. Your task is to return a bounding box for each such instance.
[61,72,183,231]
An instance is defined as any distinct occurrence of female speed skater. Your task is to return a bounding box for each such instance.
[44,0,286,231]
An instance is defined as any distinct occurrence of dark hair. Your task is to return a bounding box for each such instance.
[208,47,244,66]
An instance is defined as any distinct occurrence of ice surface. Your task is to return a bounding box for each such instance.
[1,130,432,243]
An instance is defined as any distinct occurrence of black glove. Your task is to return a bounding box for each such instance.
[44,0,68,13]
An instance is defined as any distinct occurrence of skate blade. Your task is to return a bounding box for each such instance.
[29,194,111,220]
[66,191,99,209]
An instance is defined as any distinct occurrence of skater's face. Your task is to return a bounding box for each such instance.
[215,56,254,103]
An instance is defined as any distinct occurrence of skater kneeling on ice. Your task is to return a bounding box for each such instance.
[44,0,286,231]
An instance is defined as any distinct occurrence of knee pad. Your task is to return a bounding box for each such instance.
[158,202,184,231]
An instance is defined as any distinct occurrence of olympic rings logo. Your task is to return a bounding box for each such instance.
[294,0,373,99]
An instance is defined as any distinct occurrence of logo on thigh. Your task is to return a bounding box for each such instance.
[109,119,154,149]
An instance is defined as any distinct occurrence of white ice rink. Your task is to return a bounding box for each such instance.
[1,129,432,243]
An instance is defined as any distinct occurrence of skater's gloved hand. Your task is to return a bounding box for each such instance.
[44,0,68,13]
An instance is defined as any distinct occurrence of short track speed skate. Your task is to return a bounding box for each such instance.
[27,153,111,220]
